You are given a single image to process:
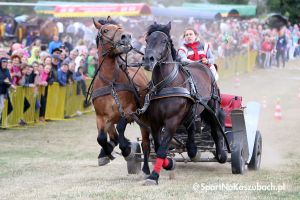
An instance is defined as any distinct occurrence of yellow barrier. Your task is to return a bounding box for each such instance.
[34,86,45,122]
[1,80,94,128]
[1,87,25,128]
[217,51,257,79]
[45,83,66,120]
[64,79,93,117]
[23,87,35,125]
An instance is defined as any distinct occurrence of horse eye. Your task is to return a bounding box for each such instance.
[103,29,109,33]
[162,40,167,44]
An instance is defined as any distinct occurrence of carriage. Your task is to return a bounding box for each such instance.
[127,93,262,175]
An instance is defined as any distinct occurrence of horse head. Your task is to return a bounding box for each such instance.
[144,22,177,71]
[93,16,132,57]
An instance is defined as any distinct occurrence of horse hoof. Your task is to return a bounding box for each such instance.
[98,156,110,166]
[217,151,228,164]
[190,152,201,162]
[142,179,158,186]
[169,170,175,180]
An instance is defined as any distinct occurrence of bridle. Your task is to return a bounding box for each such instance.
[145,31,172,69]
[96,24,124,56]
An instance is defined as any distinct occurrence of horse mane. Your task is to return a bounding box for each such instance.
[146,23,177,61]
[97,19,119,26]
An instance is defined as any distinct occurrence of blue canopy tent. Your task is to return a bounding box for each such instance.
[151,6,221,20]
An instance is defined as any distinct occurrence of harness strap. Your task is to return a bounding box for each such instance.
[151,87,195,102]
[154,64,179,92]
[92,83,136,101]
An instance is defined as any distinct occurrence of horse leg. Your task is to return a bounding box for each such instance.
[205,109,227,164]
[116,117,132,159]
[97,118,116,166]
[99,124,119,161]
[186,121,200,161]
[144,124,176,185]
[140,127,151,176]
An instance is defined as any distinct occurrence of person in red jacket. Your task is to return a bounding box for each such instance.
[260,34,274,68]
[178,28,219,81]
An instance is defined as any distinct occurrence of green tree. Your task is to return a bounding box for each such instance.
[0,0,36,16]
[267,0,300,23]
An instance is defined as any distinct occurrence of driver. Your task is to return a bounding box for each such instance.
[178,28,219,81]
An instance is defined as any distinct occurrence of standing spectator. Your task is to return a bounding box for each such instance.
[28,47,41,65]
[47,54,60,84]
[87,55,96,78]
[64,49,78,64]
[0,57,15,121]
[57,62,68,86]
[10,54,22,85]
[48,35,62,55]
[260,35,273,68]
[75,66,90,107]
[276,28,287,68]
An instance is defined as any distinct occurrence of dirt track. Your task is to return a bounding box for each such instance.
[1,60,300,199]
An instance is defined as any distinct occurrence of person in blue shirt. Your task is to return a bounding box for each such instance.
[48,35,62,54]
[57,62,68,86]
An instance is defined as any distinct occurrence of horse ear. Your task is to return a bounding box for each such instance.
[93,18,102,29]
[107,16,112,22]
[166,21,171,31]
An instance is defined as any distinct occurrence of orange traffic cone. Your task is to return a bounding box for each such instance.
[234,73,240,88]
[262,96,267,109]
[274,98,282,120]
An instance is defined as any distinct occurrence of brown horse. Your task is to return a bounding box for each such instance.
[142,22,228,185]
[91,17,151,175]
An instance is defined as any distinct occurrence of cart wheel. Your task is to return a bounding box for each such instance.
[231,142,246,174]
[127,142,141,174]
[248,131,262,170]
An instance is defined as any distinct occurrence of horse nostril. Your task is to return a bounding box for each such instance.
[142,57,145,61]
[150,56,154,62]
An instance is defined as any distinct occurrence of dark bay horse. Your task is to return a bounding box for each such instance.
[91,17,150,175]
[142,22,228,185]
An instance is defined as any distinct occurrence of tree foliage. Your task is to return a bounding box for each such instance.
[267,0,300,23]
[208,0,249,4]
